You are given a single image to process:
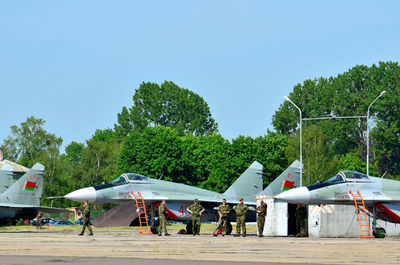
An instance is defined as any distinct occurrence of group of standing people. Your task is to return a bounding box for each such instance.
[157,197,267,237]
[158,198,306,237]
[213,198,251,237]
[35,198,305,238]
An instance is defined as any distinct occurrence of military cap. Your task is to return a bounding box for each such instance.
[239,198,244,201]
[194,198,198,202]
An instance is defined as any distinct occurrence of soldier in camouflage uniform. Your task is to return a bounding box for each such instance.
[295,204,307,237]
[78,200,93,236]
[158,200,170,236]
[256,200,267,237]
[187,198,205,236]
[234,198,249,237]
[36,211,43,230]
[213,199,230,237]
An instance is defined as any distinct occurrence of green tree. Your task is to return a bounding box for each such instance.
[118,126,289,193]
[1,116,62,167]
[338,153,378,176]
[186,134,230,192]
[118,126,184,183]
[253,133,289,186]
[115,81,218,139]
[286,125,339,185]
[273,61,400,176]
[79,129,121,186]
[65,141,84,166]
[226,133,288,187]
[0,116,72,207]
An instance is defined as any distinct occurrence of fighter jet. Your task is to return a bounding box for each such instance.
[0,163,68,222]
[64,160,301,233]
[275,170,400,237]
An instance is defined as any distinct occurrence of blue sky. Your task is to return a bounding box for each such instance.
[1,1,399,152]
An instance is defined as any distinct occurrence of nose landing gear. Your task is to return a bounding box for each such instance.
[371,206,386,238]
[373,227,386,238]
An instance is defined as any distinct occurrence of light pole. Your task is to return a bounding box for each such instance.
[284,96,302,187]
[366,91,386,176]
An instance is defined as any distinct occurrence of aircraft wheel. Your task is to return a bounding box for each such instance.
[226,221,232,235]
[186,222,193,234]
[373,228,386,238]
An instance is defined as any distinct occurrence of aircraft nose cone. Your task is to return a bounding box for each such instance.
[274,187,310,204]
[65,187,96,203]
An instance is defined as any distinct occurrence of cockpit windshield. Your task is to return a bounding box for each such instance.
[307,172,345,191]
[93,173,148,191]
[341,171,369,180]
[307,171,370,191]
[325,173,345,184]
[124,173,149,181]
[110,175,128,185]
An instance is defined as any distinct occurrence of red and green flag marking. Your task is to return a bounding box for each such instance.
[24,181,36,191]
[281,180,294,191]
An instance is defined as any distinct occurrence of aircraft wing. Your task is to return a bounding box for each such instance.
[0,203,71,213]
[139,191,256,206]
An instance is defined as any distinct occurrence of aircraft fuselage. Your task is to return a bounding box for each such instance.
[275,171,400,223]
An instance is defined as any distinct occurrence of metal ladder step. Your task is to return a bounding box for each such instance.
[350,190,374,238]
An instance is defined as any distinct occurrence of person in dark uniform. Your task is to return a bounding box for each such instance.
[234,198,249,237]
[256,200,267,237]
[158,200,170,236]
[213,199,230,237]
[78,200,93,236]
[36,211,43,230]
[296,204,307,237]
[187,198,205,236]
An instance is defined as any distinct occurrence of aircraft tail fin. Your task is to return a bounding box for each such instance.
[0,163,44,206]
[260,160,301,197]
[0,164,14,194]
[222,161,263,201]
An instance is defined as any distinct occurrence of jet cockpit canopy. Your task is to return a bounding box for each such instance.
[94,174,129,190]
[94,173,149,190]
[340,171,370,182]
[110,175,128,185]
[325,173,345,184]
[123,173,149,182]
[307,171,370,191]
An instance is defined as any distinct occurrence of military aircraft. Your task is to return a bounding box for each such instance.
[0,163,68,222]
[274,170,400,237]
[63,160,301,233]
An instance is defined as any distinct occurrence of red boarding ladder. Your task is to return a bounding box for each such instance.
[349,190,374,238]
[131,191,152,234]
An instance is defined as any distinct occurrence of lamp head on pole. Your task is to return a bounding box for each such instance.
[379,91,386,97]
[284,96,292,104]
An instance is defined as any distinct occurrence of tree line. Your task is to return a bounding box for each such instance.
[2,62,400,208]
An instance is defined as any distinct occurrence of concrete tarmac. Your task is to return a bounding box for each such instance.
[0,230,399,265]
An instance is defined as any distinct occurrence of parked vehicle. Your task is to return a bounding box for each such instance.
[47,220,74,226]
[31,218,54,226]
[74,217,93,225]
